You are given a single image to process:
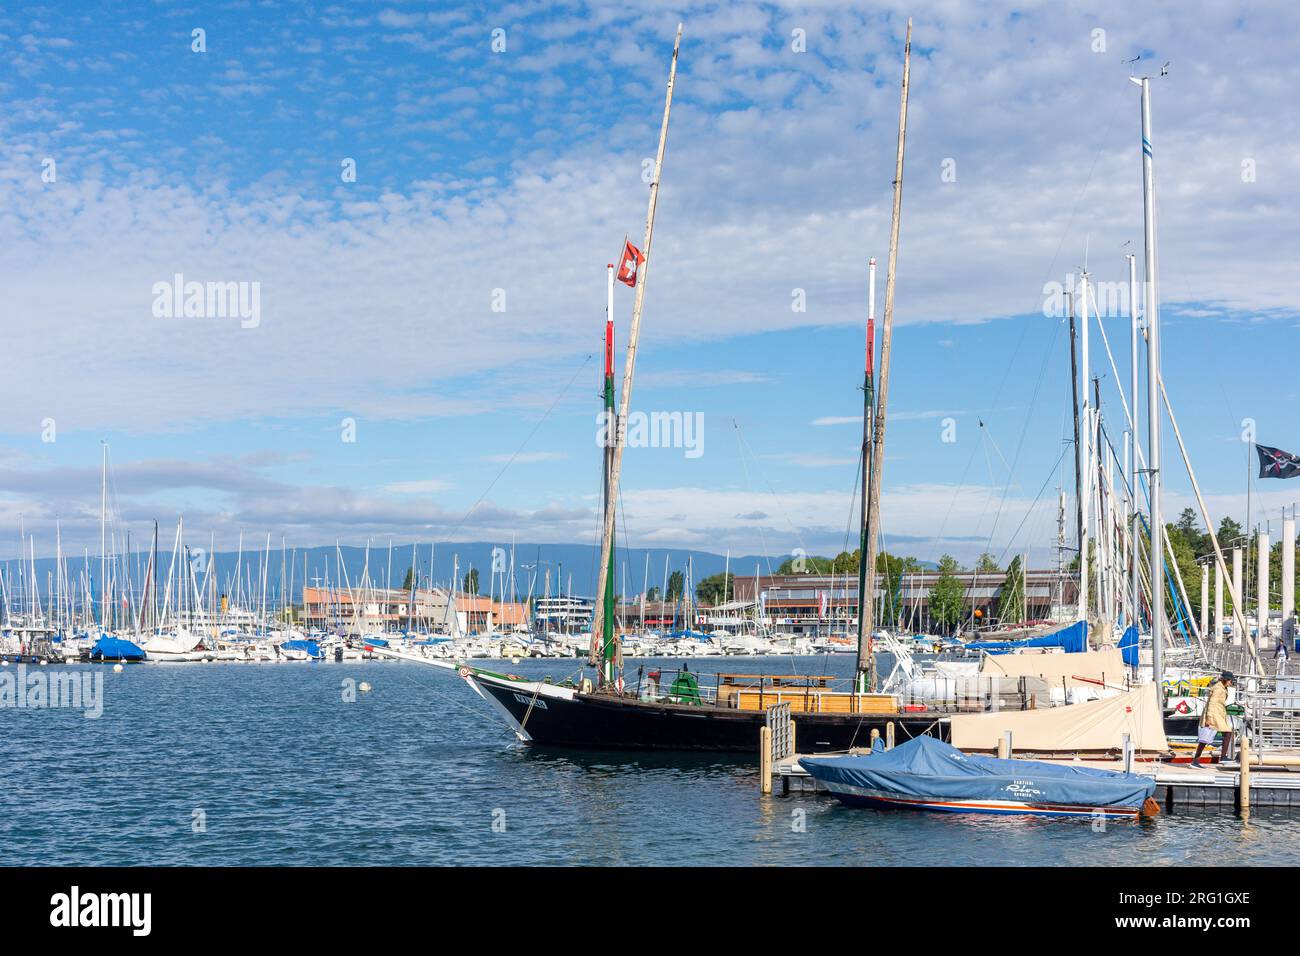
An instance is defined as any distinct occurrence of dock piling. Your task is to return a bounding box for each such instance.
[1240,736,1251,810]
[760,726,773,794]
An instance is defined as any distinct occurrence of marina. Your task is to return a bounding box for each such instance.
[1,3,1297,930]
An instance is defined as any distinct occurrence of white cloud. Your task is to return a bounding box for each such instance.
[383,479,455,494]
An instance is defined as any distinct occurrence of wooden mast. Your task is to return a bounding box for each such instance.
[858,18,911,690]
[589,24,683,683]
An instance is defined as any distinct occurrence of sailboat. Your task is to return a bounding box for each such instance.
[365,24,972,751]
[88,444,147,664]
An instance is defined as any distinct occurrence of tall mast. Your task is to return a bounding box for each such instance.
[100,441,107,631]
[1079,272,1092,627]
[1134,74,1164,689]
[1127,253,1141,630]
[600,261,617,684]
[858,18,912,689]
[855,256,876,685]
[589,23,683,683]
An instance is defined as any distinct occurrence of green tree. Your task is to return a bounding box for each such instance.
[1174,508,1204,552]
[928,554,966,634]
[1164,522,1199,625]
[996,555,1024,623]
[666,570,685,601]
[463,568,479,595]
[831,549,860,574]
[1218,516,1244,547]
[401,567,415,591]
[974,552,1000,574]
[695,571,734,606]
[876,552,919,626]
[776,553,835,574]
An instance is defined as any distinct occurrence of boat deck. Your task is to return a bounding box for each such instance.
[772,752,1300,808]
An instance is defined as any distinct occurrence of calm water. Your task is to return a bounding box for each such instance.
[2,655,1297,866]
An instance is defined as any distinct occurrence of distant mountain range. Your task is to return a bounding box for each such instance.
[2,542,947,603]
[2,542,780,602]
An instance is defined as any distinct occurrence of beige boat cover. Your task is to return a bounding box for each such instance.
[978,647,1126,688]
[949,683,1168,753]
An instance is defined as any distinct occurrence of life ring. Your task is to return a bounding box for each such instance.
[1175,700,1191,714]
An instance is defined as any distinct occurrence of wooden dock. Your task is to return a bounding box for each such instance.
[771,752,1300,809]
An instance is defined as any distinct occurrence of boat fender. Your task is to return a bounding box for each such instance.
[1140,797,1161,818]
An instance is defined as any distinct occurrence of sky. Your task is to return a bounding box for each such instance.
[1,0,1298,573]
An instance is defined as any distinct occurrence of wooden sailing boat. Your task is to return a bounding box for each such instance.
[367,23,966,751]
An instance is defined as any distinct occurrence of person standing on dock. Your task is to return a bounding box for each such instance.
[1191,673,1235,768]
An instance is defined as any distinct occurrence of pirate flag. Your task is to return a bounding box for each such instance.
[1256,443,1300,479]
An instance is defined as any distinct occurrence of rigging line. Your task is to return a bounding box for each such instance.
[994,443,1071,568]
[445,353,593,541]
[386,663,519,733]
[923,413,986,562]
[975,309,1066,559]
[732,425,813,568]
[731,419,777,579]
[975,143,1106,428]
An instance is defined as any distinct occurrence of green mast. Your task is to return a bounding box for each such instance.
[601,264,618,686]
[856,258,877,694]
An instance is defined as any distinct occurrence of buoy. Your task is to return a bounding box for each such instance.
[0,659,8,667]
[112,663,124,673]
[510,657,521,665]
[38,659,48,666]
[358,681,372,693]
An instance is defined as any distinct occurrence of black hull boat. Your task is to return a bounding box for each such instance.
[466,667,947,753]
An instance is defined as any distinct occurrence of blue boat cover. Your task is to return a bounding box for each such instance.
[1117,624,1140,666]
[800,734,1155,810]
[966,620,1087,654]
[89,636,147,661]
[280,639,323,658]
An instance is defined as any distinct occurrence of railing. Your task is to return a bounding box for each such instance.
[628,666,719,705]
[767,702,793,760]
[1242,689,1300,751]
[1200,641,1266,677]
[890,674,1105,713]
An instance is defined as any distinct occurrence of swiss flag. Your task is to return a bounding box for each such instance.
[616,239,644,287]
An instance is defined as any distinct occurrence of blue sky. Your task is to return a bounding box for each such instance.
[1,0,1298,568]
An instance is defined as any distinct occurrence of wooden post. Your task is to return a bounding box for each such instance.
[1122,733,1132,773]
[789,718,797,757]
[886,721,895,750]
[1239,734,1251,810]
[998,730,1012,760]
[760,725,772,794]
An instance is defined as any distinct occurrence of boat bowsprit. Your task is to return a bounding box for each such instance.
[799,736,1158,819]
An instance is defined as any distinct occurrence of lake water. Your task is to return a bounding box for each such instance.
[3,656,1297,866]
